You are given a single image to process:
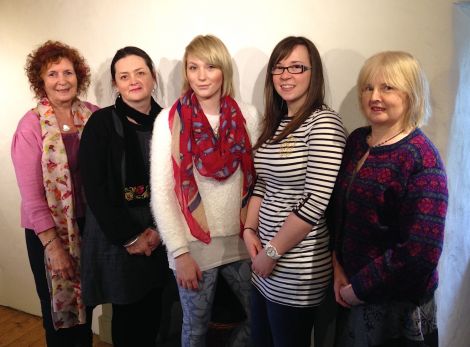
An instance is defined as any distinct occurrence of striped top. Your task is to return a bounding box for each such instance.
[252,108,346,307]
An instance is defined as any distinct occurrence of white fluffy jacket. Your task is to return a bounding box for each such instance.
[150,102,260,259]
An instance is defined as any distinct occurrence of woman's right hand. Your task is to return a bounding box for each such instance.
[45,239,76,280]
[126,228,159,256]
[175,253,202,291]
[243,229,263,260]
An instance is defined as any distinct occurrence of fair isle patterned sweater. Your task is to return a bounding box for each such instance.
[252,108,346,307]
[332,127,448,304]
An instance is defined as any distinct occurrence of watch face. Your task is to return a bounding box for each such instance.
[265,245,279,259]
[267,247,275,257]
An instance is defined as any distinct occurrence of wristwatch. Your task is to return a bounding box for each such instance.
[264,241,281,260]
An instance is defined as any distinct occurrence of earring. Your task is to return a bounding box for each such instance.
[112,88,120,98]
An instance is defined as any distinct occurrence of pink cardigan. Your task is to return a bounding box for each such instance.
[11,102,98,235]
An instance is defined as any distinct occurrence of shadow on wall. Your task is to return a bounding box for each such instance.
[93,58,114,107]
[423,67,457,161]
[232,47,269,114]
[251,63,267,117]
[322,49,366,134]
[338,87,366,136]
[158,58,183,107]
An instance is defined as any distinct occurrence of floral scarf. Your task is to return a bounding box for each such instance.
[37,97,92,329]
[169,91,255,243]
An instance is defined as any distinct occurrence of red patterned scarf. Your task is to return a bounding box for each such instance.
[169,91,255,243]
[37,97,92,329]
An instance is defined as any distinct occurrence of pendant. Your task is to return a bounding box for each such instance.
[279,134,296,157]
[62,124,71,132]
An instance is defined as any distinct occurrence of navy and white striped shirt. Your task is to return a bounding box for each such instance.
[252,108,346,307]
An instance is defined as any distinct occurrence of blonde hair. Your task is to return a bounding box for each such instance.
[357,51,431,128]
[182,35,234,97]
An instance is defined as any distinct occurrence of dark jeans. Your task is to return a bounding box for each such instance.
[251,284,337,347]
[111,286,164,347]
[250,285,315,347]
[25,228,93,347]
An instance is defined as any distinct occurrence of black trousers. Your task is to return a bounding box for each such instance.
[25,227,93,347]
[111,286,164,347]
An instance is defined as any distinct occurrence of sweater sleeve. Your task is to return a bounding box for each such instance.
[293,111,347,225]
[150,108,190,258]
[79,111,144,245]
[350,145,448,301]
[11,111,55,234]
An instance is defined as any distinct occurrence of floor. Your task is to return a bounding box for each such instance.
[0,305,110,347]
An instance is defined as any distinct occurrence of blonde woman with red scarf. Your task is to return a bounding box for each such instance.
[151,35,260,347]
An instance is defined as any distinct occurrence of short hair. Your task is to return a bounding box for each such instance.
[110,46,156,82]
[182,35,234,97]
[255,36,325,149]
[25,40,90,99]
[357,51,431,128]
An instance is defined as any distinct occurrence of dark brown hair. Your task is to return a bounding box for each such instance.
[255,36,325,149]
[110,46,156,82]
[25,40,90,98]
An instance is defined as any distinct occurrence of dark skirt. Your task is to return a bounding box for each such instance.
[80,206,169,306]
[335,297,438,347]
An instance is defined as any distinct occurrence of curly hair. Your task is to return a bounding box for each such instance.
[25,40,91,99]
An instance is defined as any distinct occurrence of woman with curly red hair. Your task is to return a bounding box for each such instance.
[11,40,98,346]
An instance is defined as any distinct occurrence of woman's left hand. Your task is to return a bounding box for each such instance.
[339,284,364,306]
[126,228,160,256]
[252,250,277,278]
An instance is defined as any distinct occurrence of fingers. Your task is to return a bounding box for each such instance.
[335,289,351,308]
[196,267,203,282]
[177,275,199,291]
[126,233,156,256]
[51,255,75,280]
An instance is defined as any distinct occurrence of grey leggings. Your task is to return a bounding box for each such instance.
[176,259,252,347]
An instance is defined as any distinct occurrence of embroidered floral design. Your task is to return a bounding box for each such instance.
[124,184,150,201]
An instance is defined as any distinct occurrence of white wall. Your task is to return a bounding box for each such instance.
[437,3,470,347]
[0,0,461,344]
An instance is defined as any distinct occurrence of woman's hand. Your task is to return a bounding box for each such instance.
[333,253,351,308]
[45,238,76,280]
[339,284,364,306]
[144,228,161,252]
[175,253,202,291]
[243,228,262,260]
[126,228,161,256]
[252,249,277,278]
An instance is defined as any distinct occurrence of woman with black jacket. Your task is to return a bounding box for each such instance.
[79,46,169,347]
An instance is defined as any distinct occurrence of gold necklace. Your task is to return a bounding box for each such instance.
[368,129,404,148]
[279,133,296,157]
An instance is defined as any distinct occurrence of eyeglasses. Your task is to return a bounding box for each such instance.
[271,64,312,75]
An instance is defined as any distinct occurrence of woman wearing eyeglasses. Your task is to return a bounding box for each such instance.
[242,36,346,347]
